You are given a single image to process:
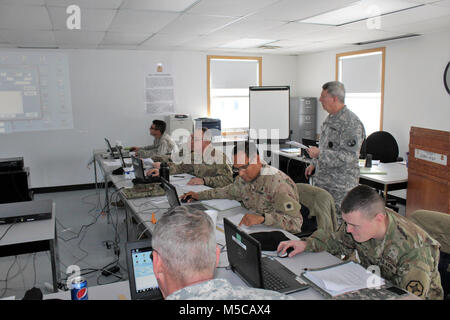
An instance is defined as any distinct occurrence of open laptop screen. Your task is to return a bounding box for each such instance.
[126,240,162,300]
[160,177,181,208]
[223,218,263,289]
[131,156,145,180]
[104,138,115,157]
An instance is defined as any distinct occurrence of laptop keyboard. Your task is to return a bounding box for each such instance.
[261,264,289,291]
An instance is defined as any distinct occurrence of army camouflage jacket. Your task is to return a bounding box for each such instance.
[305,209,443,299]
[312,106,365,210]
[197,164,303,234]
[166,278,292,300]
[168,143,233,188]
[137,133,178,158]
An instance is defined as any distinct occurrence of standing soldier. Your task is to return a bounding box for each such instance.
[181,141,305,234]
[305,81,365,218]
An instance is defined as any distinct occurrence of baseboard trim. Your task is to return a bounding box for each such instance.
[32,182,112,194]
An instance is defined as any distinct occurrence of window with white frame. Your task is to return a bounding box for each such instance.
[207,56,261,134]
[336,48,385,136]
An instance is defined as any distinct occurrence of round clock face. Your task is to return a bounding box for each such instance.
[444,61,450,95]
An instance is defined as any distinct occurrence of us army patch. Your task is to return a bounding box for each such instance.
[406,280,424,296]
[284,201,294,211]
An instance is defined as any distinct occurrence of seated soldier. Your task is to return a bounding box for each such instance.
[152,205,292,300]
[146,127,233,188]
[277,185,444,300]
[130,120,178,158]
[181,141,305,234]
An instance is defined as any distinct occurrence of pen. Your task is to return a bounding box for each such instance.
[173,175,184,178]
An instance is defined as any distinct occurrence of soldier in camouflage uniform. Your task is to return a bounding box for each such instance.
[181,141,304,234]
[147,128,233,188]
[305,81,365,218]
[130,120,178,158]
[278,185,443,300]
[152,206,291,300]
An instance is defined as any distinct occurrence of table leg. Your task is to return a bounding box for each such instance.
[49,226,60,293]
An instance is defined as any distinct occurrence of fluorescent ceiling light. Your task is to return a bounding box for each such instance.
[219,38,276,49]
[299,0,424,26]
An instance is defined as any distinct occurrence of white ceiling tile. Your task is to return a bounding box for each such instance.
[187,0,278,17]
[48,7,116,31]
[248,0,357,22]
[344,4,450,31]
[45,0,123,9]
[97,44,139,50]
[209,17,286,37]
[140,33,198,47]
[101,32,152,45]
[158,13,239,35]
[0,30,56,46]
[121,0,199,12]
[54,30,105,46]
[0,0,45,5]
[429,0,450,7]
[0,4,52,29]
[250,22,331,40]
[179,35,239,49]
[109,9,180,33]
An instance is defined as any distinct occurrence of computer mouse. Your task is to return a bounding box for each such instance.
[181,195,192,203]
[277,247,294,258]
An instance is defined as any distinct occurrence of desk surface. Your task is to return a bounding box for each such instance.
[359,162,408,185]
[91,153,416,300]
[0,201,55,246]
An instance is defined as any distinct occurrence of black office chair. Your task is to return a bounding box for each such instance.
[360,131,403,211]
[360,131,403,163]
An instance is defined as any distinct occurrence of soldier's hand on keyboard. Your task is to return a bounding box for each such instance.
[187,177,204,185]
[239,213,265,227]
[145,168,159,177]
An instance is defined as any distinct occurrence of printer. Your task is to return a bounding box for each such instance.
[165,114,193,145]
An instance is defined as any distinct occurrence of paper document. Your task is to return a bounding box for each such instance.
[104,160,121,166]
[201,199,241,211]
[303,261,385,296]
[359,167,387,175]
[286,141,309,150]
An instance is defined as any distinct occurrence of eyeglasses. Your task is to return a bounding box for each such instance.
[232,163,250,174]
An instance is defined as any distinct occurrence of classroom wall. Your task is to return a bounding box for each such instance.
[0,49,298,188]
[296,29,450,158]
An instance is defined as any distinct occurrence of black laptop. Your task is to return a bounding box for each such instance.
[160,177,209,212]
[0,199,52,225]
[223,217,309,294]
[125,240,163,300]
[131,155,160,184]
[104,138,130,160]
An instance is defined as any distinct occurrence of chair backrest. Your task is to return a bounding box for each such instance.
[409,209,450,254]
[362,131,399,163]
[296,183,338,233]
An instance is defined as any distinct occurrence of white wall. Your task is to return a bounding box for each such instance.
[0,49,297,188]
[296,30,450,157]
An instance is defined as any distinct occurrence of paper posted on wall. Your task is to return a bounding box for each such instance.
[146,73,175,114]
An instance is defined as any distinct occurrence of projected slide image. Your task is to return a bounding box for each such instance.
[0,65,41,121]
[0,52,73,133]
